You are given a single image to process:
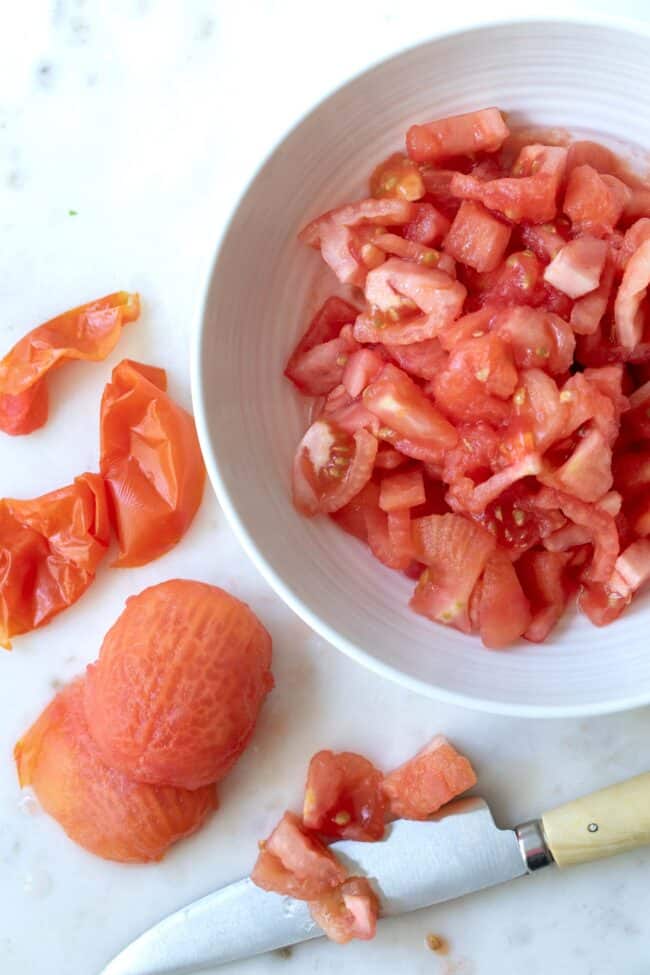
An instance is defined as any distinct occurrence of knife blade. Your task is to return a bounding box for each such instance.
[102,770,650,975]
[102,797,529,975]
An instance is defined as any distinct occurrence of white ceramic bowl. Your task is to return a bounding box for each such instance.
[193,18,650,717]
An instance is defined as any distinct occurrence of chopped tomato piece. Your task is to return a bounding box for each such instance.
[447,454,542,515]
[286,332,359,397]
[300,198,415,247]
[286,298,360,394]
[613,448,650,494]
[614,238,650,349]
[406,108,509,163]
[0,473,109,649]
[382,735,477,819]
[319,384,380,435]
[387,508,415,564]
[451,145,567,223]
[14,679,216,863]
[342,348,384,398]
[479,550,531,648]
[384,338,448,380]
[374,233,442,267]
[437,308,496,351]
[613,539,650,596]
[379,468,425,512]
[534,488,619,584]
[570,260,615,335]
[477,484,566,555]
[563,165,629,235]
[293,421,378,516]
[432,333,518,425]
[474,250,543,308]
[363,363,458,449]
[507,368,566,453]
[252,811,347,901]
[330,481,380,542]
[566,140,620,176]
[404,202,451,245]
[410,514,495,631]
[516,549,571,642]
[544,491,621,552]
[544,428,613,503]
[364,257,466,317]
[519,222,567,261]
[613,218,650,272]
[492,306,575,375]
[443,201,511,273]
[309,877,379,944]
[0,292,140,436]
[543,237,607,299]
[99,359,206,567]
[370,152,425,201]
[303,750,386,841]
[299,199,414,285]
[374,445,407,471]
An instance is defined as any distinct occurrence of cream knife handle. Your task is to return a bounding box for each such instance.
[541,772,650,868]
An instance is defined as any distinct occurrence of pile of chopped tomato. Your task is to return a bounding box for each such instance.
[288,107,650,648]
[252,736,476,944]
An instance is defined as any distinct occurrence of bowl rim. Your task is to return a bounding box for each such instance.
[191,13,650,719]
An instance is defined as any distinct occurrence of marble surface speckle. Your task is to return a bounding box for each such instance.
[1,2,650,974]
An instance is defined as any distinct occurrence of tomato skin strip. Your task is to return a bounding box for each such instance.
[0,292,140,436]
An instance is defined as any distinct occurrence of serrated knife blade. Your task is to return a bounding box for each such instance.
[101,797,529,975]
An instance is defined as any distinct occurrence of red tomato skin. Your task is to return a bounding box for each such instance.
[0,292,140,436]
[0,474,109,649]
[100,360,205,567]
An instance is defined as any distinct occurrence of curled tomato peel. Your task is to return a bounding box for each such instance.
[0,291,140,436]
[100,359,206,567]
[0,474,109,648]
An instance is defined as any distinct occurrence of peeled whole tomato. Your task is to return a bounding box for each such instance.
[84,580,274,790]
[14,679,217,863]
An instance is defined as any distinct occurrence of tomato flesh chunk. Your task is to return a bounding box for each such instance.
[303,750,387,842]
[444,201,511,273]
[252,811,347,901]
[410,514,495,631]
[364,363,458,449]
[543,237,608,299]
[309,877,379,944]
[479,550,532,649]
[382,735,477,819]
[406,108,509,163]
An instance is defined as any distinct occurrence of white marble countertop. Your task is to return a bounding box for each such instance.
[1,3,650,974]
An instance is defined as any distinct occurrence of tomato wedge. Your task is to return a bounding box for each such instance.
[293,420,378,516]
[0,473,109,648]
[99,359,206,567]
[363,363,458,449]
[0,292,140,436]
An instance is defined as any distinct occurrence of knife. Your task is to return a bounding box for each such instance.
[102,771,650,975]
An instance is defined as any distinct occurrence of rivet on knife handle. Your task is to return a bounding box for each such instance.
[541,771,650,868]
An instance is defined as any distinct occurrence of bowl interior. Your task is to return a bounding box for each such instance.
[195,19,650,716]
